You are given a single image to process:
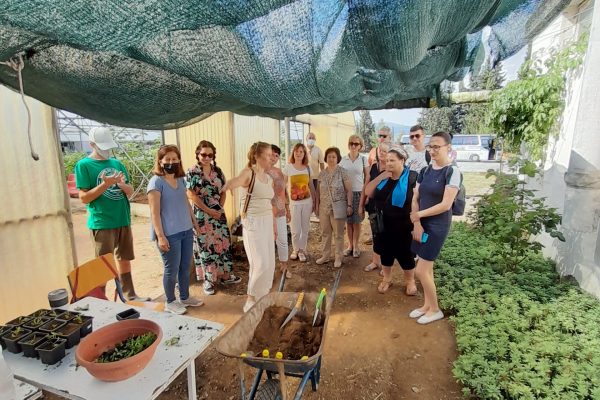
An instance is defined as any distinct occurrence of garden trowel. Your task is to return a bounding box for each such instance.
[280,292,304,330]
[312,288,327,327]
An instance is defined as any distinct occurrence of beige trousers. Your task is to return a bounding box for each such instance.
[319,208,345,259]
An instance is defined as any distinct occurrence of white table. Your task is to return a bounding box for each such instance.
[4,298,223,400]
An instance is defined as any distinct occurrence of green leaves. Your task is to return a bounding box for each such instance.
[438,224,600,400]
[486,35,587,161]
[470,157,564,272]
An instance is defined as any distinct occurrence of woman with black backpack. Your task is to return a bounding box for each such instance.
[409,131,461,324]
[364,145,418,295]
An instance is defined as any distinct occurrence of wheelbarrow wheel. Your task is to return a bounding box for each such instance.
[255,378,282,400]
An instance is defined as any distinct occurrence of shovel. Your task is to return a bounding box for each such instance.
[312,288,327,327]
[280,292,304,330]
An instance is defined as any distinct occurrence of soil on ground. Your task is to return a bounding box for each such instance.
[248,306,323,360]
[43,199,464,400]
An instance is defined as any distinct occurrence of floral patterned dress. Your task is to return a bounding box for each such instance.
[186,164,233,283]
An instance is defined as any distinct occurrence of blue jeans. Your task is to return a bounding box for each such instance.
[159,229,193,303]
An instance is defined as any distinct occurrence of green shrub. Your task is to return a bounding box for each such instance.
[63,151,86,179]
[470,158,564,273]
[439,223,600,399]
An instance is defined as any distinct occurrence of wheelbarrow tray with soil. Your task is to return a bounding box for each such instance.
[215,271,341,399]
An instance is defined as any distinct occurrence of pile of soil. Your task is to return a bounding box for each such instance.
[248,306,323,360]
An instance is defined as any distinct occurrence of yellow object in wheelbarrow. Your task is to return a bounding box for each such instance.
[279,292,305,330]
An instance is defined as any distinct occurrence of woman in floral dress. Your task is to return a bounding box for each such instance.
[186,140,241,295]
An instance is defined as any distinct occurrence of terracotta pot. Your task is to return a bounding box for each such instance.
[75,319,162,382]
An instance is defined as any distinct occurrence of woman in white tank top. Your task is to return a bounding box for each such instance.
[222,142,276,312]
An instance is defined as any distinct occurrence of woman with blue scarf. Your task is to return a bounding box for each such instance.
[364,145,418,295]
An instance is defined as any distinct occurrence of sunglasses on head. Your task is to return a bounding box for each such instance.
[349,142,361,147]
[410,134,421,139]
[199,153,214,159]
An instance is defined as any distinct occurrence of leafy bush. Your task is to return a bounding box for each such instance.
[438,224,600,399]
[470,158,564,272]
[485,35,587,160]
[113,141,160,193]
[63,151,86,179]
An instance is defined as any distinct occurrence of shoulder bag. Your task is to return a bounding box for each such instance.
[231,169,256,236]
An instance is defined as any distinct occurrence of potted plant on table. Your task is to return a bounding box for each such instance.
[39,319,67,334]
[2,326,32,353]
[23,316,51,331]
[5,316,31,327]
[56,322,81,349]
[72,314,94,337]
[18,332,48,358]
[0,325,13,350]
[36,333,67,365]
[27,309,50,319]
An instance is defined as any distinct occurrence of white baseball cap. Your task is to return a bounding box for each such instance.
[88,127,117,150]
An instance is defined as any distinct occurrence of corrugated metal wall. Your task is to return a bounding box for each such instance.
[0,86,75,322]
[296,112,356,152]
[164,112,235,221]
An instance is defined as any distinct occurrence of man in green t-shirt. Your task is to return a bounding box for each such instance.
[74,127,149,301]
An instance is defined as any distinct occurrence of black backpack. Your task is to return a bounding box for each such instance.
[420,165,466,216]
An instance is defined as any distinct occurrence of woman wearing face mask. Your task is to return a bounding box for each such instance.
[222,142,276,312]
[186,140,240,296]
[147,145,202,315]
[364,146,418,295]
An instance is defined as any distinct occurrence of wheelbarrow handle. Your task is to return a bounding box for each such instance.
[330,269,343,302]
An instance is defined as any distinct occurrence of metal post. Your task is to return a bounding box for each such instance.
[284,117,291,161]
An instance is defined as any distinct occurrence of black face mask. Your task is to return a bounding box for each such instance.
[163,163,178,174]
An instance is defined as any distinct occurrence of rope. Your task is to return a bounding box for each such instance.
[1,54,39,160]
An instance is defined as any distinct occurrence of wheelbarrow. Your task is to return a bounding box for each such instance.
[215,270,342,400]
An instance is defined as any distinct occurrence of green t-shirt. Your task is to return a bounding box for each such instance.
[74,157,131,229]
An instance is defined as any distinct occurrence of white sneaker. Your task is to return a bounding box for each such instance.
[409,309,426,319]
[416,310,444,324]
[334,258,342,268]
[165,301,187,315]
[179,296,204,307]
[298,251,307,262]
[290,250,298,260]
[315,256,330,265]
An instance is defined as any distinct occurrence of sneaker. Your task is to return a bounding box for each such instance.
[352,249,360,258]
[334,258,342,268]
[343,248,353,256]
[221,274,242,285]
[179,296,204,307]
[298,251,307,262]
[165,301,186,315]
[290,250,298,260]
[315,257,330,265]
[203,280,215,296]
[417,310,444,325]
[409,309,426,319]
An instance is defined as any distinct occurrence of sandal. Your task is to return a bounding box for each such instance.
[364,262,380,272]
[343,248,353,257]
[377,280,393,294]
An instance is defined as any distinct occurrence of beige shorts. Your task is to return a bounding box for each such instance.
[91,226,135,261]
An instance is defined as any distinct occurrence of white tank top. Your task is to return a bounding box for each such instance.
[240,173,274,217]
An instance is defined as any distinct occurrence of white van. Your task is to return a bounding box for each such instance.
[401,134,500,161]
[452,135,500,161]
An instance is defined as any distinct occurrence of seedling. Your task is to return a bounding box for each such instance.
[95,332,157,363]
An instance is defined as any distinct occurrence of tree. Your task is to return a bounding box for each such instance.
[470,63,506,91]
[418,107,452,134]
[357,110,375,152]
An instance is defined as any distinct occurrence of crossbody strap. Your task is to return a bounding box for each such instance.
[241,169,256,218]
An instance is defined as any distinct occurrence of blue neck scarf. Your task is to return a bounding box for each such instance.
[376,167,410,207]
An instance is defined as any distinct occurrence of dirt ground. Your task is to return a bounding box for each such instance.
[49,199,464,400]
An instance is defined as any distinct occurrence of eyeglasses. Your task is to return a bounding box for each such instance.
[410,134,421,139]
[199,153,214,159]
[349,142,361,147]
[425,144,448,151]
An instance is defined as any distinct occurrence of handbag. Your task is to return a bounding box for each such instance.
[326,170,347,219]
[368,187,392,235]
[231,169,256,236]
